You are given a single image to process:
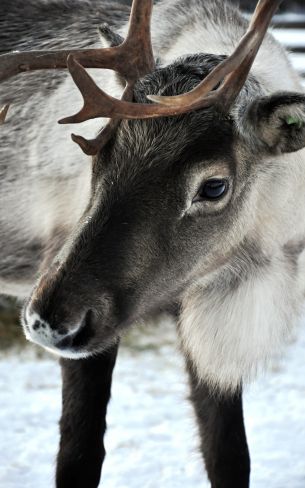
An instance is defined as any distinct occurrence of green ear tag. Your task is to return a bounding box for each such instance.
[285,116,304,129]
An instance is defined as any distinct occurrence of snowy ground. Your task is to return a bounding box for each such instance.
[0,319,305,488]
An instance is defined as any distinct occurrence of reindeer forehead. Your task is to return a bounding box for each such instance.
[93,56,249,177]
[96,111,235,180]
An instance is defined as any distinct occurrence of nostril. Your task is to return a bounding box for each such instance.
[32,320,41,331]
[55,309,93,351]
[31,318,46,331]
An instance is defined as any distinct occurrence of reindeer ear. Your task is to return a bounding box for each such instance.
[240,92,305,154]
[98,24,124,48]
[98,24,125,88]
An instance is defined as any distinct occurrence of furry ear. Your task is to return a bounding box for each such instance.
[98,24,125,88]
[239,92,305,154]
[98,23,124,48]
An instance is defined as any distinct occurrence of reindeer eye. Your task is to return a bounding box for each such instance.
[193,179,228,203]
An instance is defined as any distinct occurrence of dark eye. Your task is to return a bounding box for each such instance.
[193,179,228,203]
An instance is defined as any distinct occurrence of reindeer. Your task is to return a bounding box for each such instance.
[1,0,305,486]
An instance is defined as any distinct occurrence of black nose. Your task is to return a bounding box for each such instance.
[23,303,94,354]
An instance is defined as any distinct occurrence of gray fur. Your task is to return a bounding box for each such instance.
[204,238,271,295]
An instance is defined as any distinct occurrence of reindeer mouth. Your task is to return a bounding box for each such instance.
[55,310,94,352]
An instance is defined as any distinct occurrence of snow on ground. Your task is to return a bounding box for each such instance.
[0,319,305,488]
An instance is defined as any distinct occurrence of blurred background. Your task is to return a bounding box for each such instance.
[0,297,24,351]
[1,1,305,488]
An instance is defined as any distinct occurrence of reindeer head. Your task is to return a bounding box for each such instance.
[2,0,305,360]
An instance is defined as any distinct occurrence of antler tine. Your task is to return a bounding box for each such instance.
[217,0,283,110]
[69,82,138,156]
[71,119,122,156]
[58,55,115,125]
[121,0,155,79]
[59,55,146,125]
[0,48,122,84]
[148,0,283,110]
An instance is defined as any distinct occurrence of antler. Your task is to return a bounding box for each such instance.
[0,0,282,155]
[148,0,283,110]
[0,0,155,154]
[60,0,282,123]
[0,0,154,84]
